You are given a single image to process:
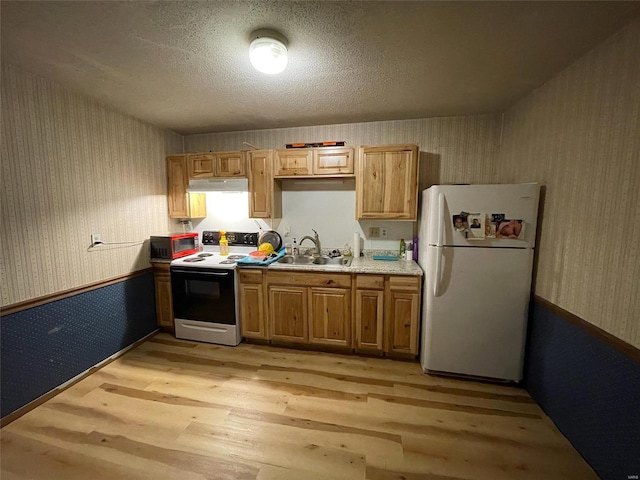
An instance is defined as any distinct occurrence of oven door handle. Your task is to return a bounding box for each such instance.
[171,268,231,276]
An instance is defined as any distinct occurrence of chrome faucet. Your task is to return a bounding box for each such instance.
[299,229,321,257]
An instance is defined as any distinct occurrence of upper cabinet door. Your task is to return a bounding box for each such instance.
[312,147,354,175]
[167,155,190,218]
[356,144,419,220]
[247,150,275,218]
[188,153,215,178]
[274,149,313,176]
[216,151,246,177]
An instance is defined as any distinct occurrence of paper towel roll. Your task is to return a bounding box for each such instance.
[353,232,361,258]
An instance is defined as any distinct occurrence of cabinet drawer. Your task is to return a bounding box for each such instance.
[238,269,263,283]
[389,275,421,292]
[267,271,351,288]
[356,275,384,290]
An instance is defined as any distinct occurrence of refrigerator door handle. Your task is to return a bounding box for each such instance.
[434,246,442,296]
[437,192,445,247]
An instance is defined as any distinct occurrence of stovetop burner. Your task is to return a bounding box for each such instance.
[183,257,205,262]
[198,253,213,257]
[218,254,247,265]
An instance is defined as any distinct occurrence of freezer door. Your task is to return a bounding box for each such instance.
[421,246,533,382]
[424,184,540,248]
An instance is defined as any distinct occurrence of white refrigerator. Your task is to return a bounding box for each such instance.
[418,183,540,382]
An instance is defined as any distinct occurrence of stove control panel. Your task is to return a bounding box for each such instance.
[202,231,258,247]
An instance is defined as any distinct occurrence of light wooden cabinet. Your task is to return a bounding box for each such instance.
[274,147,355,177]
[216,151,246,177]
[274,149,313,176]
[309,287,351,347]
[151,261,174,332]
[243,268,420,356]
[188,151,246,179]
[238,269,266,339]
[247,150,281,219]
[167,155,206,219]
[355,274,421,355]
[356,144,419,220]
[269,286,308,343]
[188,153,216,178]
[354,275,385,352]
[385,276,421,355]
[266,271,351,347]
[313,147,354,175]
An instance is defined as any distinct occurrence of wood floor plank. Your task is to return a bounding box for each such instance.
[225,410,405,469]
[366,465,471,480]
[392,383,541,417]
[1,430,201,480]
[144,378,290,415]
[256,464,353,480]
[177,420,366,480]
[284,396,568,448]
[1,333,596,480]
[400,433,599,480]
[368,393,541,419]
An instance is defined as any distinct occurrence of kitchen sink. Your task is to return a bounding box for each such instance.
[277,255,352,267]
[277,255,315,264]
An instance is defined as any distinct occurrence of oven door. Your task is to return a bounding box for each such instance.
[171,267,236,324]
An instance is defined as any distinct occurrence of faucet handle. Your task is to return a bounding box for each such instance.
[312,229,318,238]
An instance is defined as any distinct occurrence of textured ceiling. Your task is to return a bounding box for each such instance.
[2,1,639,134]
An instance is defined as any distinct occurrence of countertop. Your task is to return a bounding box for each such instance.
[244,255,423,276]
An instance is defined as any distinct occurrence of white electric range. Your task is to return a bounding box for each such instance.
[170,230,259,346]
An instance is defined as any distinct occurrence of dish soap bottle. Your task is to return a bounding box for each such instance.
[399,238,406,259]
[219,230,229,256]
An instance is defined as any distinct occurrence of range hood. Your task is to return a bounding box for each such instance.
[187,178,249,193]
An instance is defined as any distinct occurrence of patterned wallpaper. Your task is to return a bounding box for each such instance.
[185,115,502,187]
[1,65,183,307]
[498,18,640,347]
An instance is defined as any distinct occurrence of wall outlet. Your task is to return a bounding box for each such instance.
[91,233,102,246]
[369,227,380,238]
[381,227,388,238]
[284,225,291,237]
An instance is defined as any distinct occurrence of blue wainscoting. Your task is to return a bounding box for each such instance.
[525,300,640,480]
[1,272,158,419]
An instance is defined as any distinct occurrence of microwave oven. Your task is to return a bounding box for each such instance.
[150,233,199,259]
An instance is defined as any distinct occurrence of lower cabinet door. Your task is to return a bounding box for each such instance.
[268,286,308,343]
[355,289,384,351]
[308,287,351,347]
[386,291,420,354]
[239,283,266,339]
[153,265,174,331]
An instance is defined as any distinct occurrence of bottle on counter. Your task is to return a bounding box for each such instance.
[404,241,413,261]
[219,230,229,256]
[292,238,299,255]
[399,238,406,259]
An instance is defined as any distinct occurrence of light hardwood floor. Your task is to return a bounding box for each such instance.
[1,333,597,480]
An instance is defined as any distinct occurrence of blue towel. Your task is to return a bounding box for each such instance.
[237,248,285,266]
[372,255,399,261]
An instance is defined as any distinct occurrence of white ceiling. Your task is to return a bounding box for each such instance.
[2,1,639,135]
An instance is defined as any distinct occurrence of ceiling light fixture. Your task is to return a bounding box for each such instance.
[249,28,288,74]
